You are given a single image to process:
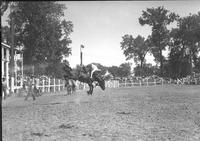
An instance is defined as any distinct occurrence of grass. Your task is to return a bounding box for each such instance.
[2,85,200,141]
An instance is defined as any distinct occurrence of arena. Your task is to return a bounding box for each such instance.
[2,1,200,141]
[2,85,200,141]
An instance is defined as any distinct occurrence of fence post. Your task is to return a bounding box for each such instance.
[125,79,126,87]
[36,78,39,89]
[53,78,56,92]
[139,80,141,86]
[147,79,149,86]
[83,83,86,90]
[48,78,51,93]
[161,78,163,85]
[154,79,156,86]
[58,79,60,91]
[61,80,64,91]
[42,79,45,93]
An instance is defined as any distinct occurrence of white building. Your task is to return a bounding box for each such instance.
[1,42,23,92]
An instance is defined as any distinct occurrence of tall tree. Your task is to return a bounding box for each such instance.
[182,12,200,71]
[195,57,200,73]
[139,6,178,76]
[107,63,131,78]
[107,66,120,78]
[1,1,10,16]
[120,35,150,68]
[8,2,73,76]
[169,12,200,76]
[118,62,132,78]
[134,63,159,77]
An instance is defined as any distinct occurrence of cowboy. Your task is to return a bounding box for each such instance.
[65,78,76,95]
[2,76,8,100]
[90,64,101,78]
[24,75,36,101]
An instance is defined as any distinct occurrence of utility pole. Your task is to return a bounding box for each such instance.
[10,5,15,93]
[80,45,84,66]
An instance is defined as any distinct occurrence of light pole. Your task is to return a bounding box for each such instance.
[80,45,84,66]
[10,4,15,93]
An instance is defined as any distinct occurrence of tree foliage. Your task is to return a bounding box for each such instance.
[107,63,132,78]
[120,35,150,68]
[134,63,159,77]
[139,6,178,76]
[118,63,132,77]
[7,2,73,77]
[1,1,9,16]
[169,12,200,77]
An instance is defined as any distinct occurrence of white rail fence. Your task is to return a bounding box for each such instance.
[33,77,90,93]
[105,77,199,88]
[30,77,200,92]
[33,77,167,93]
[35,78,65,93]
[14,76,199,95]
[105,78,164,88]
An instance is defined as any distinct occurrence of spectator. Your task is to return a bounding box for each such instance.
[24,75,36,101]
[2,77,8,100]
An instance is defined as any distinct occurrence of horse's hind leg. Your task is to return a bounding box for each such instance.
[88,84,93,95]
[87,84,91,95]
[87,88,92,95]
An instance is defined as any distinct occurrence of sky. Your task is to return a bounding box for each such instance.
[2,1,200,69]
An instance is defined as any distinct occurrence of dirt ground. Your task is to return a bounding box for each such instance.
[2,85,200,141]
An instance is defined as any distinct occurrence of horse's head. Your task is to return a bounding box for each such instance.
[98,78,105,90]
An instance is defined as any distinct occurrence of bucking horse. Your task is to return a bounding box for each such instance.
[63,64,106,95]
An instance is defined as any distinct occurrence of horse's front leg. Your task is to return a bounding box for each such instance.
[87,84,91,95]
[90,84,94,95]
[87,83,93,95]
